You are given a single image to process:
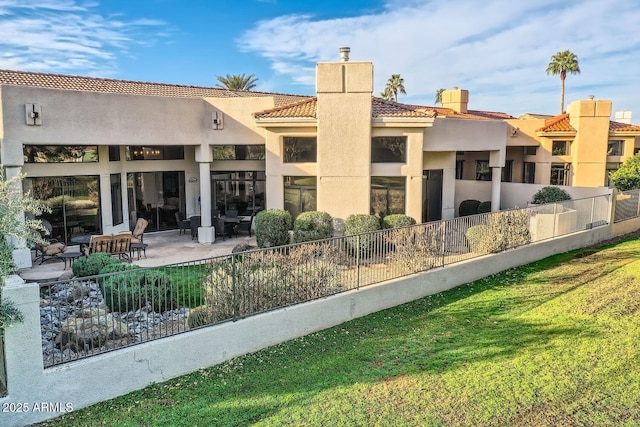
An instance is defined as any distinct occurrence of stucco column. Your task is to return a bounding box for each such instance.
[198,162,214,243]
[491,167,501,212]
[5,166,32,268]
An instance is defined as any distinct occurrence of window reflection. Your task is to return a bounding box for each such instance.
[24,146,98,163]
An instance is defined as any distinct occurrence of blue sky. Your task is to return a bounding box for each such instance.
[1,0,639,119]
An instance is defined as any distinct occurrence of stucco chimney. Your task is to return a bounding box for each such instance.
[339,47,350,62]
[442,87,469,113]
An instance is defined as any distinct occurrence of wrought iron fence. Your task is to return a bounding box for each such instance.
[39,194,612,367]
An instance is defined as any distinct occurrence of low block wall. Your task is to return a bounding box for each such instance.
[0,225,613,426]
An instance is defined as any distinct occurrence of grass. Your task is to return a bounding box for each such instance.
[40,237,640,426]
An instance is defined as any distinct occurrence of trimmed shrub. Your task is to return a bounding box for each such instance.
[344,214,381,257]
[293,211,334,243]
[255,209,292,248]
[101,269,175,313]
[202,243,343,321]
[531,186,571,205]
[97,262,141,286]
[187,305,214,329]
[478,201,492,214]
[459,200,481,216]
[72,252,120,277]
[466,209,532,254]
[382,214,416,229]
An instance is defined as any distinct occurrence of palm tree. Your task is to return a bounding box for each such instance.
[434,88,445,106]
[215,73,258,91]
[381,74,406,102]
[546,50,580,114]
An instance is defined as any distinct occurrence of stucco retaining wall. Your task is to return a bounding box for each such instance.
[0,225,614,426]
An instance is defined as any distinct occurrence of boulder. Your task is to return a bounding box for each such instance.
[56,307,130,351]
[232,243,256,253]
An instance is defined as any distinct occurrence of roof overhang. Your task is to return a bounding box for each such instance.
[371,117,435,128]
[254,118,317,128]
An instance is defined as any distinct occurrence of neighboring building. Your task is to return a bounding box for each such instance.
[456,97,640,188]
[1,49,511,267]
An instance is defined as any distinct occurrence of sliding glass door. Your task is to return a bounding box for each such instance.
[127,171,185,231]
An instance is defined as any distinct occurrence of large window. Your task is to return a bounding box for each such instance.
[110,174,123,226]
[108,146,121,161]
[126,146,184,161]
[455,160,464,179]
[501,160,513,182]
[371,137,407,163]
[212,145,265,160]
[284,176,316,220]
[212,171,266,216]
[606,163,621,187]
[26,175,101,243]
[607,140,624,156]
[523,162,536,184]
[371,177,406,217]
[283,137,317,163]
[475,160,491,181]
[550,163,571,186]
[24,145,98,163]
[552,140,571,156]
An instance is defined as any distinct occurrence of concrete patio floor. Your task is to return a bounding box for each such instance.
[19,230,257,282]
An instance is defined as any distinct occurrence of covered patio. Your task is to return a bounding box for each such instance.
[19,230,257,283]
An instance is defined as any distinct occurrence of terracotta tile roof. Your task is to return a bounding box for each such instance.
[409,105,513,120]
[0,69,307,106]
[254,97,436,119]
[254,97,316,119]
[371,98,434,118]
[536,114,576,132]
[610,121,640,132]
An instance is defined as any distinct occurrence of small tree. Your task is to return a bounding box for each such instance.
[0,166,50,334]
[609,154,640,191]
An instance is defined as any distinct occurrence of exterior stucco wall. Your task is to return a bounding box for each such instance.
[425,117,507,152]
[423,151,456,219]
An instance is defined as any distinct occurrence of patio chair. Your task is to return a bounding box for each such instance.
[131,218,148,244]
[190,215,201,240]
[33,220,66,264]
[175,212,190,235]
[234,213,254,237]
[214,217,234,241]
[86,234,112,256]
[110,232,132,262]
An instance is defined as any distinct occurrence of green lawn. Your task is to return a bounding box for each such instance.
[40,238,640,426]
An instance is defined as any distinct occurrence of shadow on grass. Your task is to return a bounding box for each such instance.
[41,238,638,426]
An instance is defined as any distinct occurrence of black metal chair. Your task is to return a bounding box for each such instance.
[234,213,254,237]
[189,216,201,240]
[214,217,234,241]
[175,212,190,235]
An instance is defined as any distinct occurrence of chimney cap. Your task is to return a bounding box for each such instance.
[587,95,595,100]
[339,47,350,61]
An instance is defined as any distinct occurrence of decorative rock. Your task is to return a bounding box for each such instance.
[232,243,256,253]
[56,307,130,352]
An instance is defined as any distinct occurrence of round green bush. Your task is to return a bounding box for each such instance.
[459,200,481,216]
[102,269,174,313]
[382,214,416,229]
[344,214,381,257]
[255,209,292,248]
[72,252,121,277]
[293,211,334,243]
[477,201,492,214]
[531,186,571,205]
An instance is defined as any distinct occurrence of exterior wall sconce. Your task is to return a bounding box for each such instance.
[188,177,198,183]
[25,103,42,126]
[212,111,224,130]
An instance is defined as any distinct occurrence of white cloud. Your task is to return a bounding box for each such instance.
[0,1,167,75]
[239,0,640,117]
